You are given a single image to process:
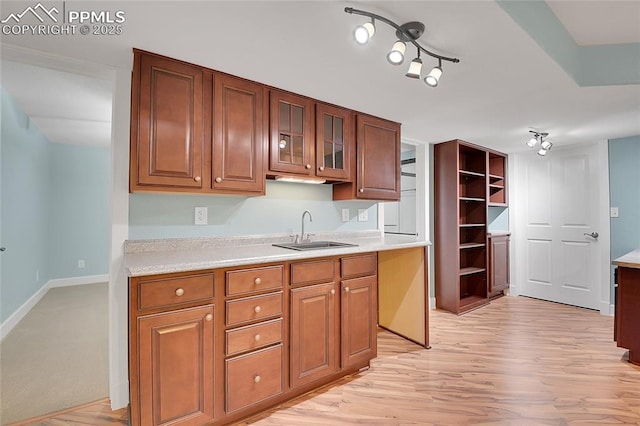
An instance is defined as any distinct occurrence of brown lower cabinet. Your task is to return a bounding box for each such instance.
[488,233,510,298]
[129,253,378,426]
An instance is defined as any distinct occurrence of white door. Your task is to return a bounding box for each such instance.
[514,142,608,311]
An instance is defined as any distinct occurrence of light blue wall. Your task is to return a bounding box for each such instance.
[1,88,51,323]
[1,89,111,323]
[49,143,110,278]
[488,206,509,231]
[129,181,378,240]
[609,136,640,301]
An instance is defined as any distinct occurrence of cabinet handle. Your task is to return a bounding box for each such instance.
[254,306,262,314]
[215,177,222,183]
[175,288,185,297]
[344,287,350,293]
[254,334,261,342]
[319,166,325,171]
[330,289,335,295]
[359,188,364,193]
[194,176,201,182]
[205,313,213,321]
[254,277,262,285]
[254,375,261,384]
[305,164,311,169]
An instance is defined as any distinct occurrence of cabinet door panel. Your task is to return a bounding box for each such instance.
[356,115,400,200]
[212,74,266,193]
[290,282,339,388]
[316,103,352,181]
[489,235,510,297]
[138,305,214,426]
[133,53,204,189]
[269,90,314,175]
[342,275,377,368]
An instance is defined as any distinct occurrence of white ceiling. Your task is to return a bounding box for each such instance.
[1,1,638,154]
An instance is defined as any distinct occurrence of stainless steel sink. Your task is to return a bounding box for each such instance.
[273,241,358,251]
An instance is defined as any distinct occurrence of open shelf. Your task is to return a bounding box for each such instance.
[459,267,486,276]
[460,242,486,249]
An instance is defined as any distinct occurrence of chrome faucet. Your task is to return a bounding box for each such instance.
[297,210,313,243]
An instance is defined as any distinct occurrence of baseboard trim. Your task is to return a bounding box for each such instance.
[0,274,109,341]
[599,300,614,317]
[48,274,109,288]
[429,296,436,310]
[0,283,49,341]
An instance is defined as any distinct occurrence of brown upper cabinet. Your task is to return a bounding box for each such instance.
[333,114,401,201]
[316,103,353,181]
[131,49,266,195]
[130,52,205,191]
[211,73,266,194]
[130,49,400,199]
[269,90,315,176]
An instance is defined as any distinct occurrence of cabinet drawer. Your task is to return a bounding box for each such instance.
[291,259,336,286]
[341,253,377,279]
[138,274,214,311]
[226,318,283,356]
[226,292,283,326]
[227,265,284,296]
[225,344,284,413]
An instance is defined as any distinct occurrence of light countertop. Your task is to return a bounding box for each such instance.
[125,231,430,277]
[613,249,640,269]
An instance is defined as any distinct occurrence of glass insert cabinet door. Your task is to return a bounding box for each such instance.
[269,90,314,175]
[315,103,352,181]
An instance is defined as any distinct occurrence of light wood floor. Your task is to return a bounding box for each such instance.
[12,296,640,425]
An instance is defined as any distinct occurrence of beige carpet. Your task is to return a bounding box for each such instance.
[0,283,109,425]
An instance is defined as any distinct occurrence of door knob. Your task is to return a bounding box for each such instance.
[584,232,599,239]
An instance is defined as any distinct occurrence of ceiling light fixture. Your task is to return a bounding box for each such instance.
[405,51,423,78]
[526,130,553,156]
[345,6,460,87]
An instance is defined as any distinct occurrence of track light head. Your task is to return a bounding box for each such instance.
[387,40,406,65]
[354,19,375,44]
[526,137,538,148]
[540,140,553,150]
[405,56,423,78]
[537,148,548,156]
[424,65,442,87]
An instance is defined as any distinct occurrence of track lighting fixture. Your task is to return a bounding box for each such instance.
[424,59,443,87]
[387,40,406,65]
[526,130,553,156]
[354,18,375,44]
[345,6,460,87]
[405,51,423,78]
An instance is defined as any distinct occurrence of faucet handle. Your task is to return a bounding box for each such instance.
[304,233,315,243]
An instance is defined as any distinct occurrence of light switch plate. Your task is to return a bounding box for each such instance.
[610,207,619,218]
[195,207,208,225]
[342,208,350,222]
[358,208,368,222]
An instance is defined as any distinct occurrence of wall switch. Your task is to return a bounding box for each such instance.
[36,270,39,282]
[358,208,368,222]
[195,207,208,225]
[78,259,85,269]
[342,208,350,222]
[610,207,619,218]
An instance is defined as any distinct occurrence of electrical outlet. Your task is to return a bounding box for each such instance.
[78,259,85,269]
[611,207,619,218]
[195,207,208,225]
[342,208,350,222]
[358,208,368,222]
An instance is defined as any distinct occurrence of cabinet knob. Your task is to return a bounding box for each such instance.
[194,176,201,182]
[330,289,335,295]
[215,177,222,183]
[254,305,262,314]
[254,375,261,384]
[254,277,262,285]
[305,164,311,169]
[205,313,213,322]
[319,166,325,171]
[359,188,364,193]
[175,288,185,297]
[254,334,261,342]
[344,287,350,293]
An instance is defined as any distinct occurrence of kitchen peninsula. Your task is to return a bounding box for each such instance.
[613,249,640,366]
[125,230,429,425]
